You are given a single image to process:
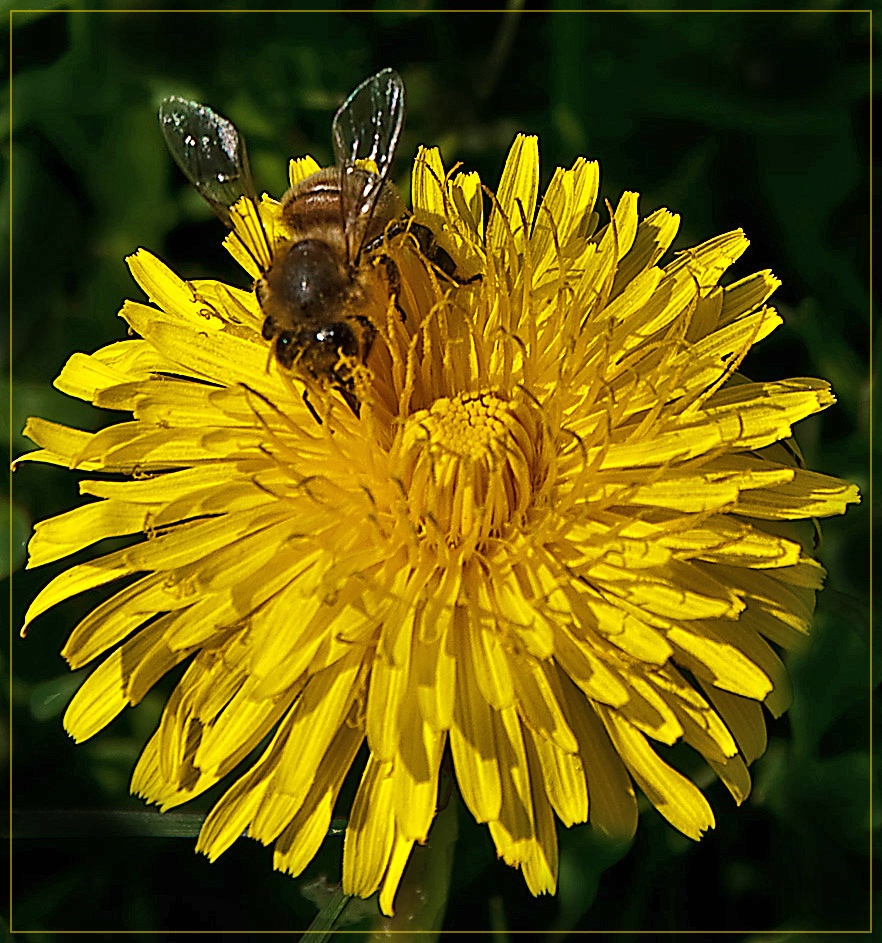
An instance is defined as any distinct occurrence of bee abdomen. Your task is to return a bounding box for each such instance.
[281,170,344,235]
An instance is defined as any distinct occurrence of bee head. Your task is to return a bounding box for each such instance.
[274,321,358,373]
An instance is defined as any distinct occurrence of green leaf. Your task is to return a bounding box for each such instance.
[28,670,83,720]
[555,828,633,933]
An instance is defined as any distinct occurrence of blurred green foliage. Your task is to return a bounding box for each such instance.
[6,3,873,938]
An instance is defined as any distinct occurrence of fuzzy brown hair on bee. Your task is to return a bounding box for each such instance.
[159,69,439,416]
[256,166,407,389]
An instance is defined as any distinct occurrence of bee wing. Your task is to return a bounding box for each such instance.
[159,96,259,229]
[332,69,405,264]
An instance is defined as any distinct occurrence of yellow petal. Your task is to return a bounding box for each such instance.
[488,134,539,252]
[27,500,148,568]
[600,707,715,840]
[343,755,396,899]
[450,614,503,823]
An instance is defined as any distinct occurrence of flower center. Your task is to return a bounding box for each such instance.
[397,391,542,551]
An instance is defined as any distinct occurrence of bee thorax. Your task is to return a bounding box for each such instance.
[271,238,348,316]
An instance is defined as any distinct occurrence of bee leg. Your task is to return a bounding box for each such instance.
[304,385,360,423]
[408,222,458,279]
[302,389,323,425]
[354,315,377,358]
[369,219,457,283]
[340,387,361,418]
[330,368,361,418]
[406,221,482,287]
[379,256,406,323]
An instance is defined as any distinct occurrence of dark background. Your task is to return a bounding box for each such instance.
[5,4,873,939]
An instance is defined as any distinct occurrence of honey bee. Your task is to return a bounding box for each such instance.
[159,69,451,414]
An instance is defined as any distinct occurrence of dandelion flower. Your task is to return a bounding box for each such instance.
[20,132,859,916]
